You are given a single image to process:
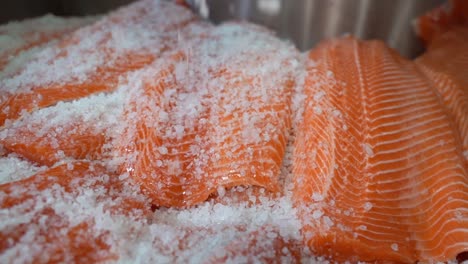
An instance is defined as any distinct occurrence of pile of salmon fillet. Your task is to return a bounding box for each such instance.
[0,0,467,262]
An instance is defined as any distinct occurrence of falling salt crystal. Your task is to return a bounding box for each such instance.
[363,202,373,211]
[159,110,169,121]
[193,0,209,18]
[313,91,325,102]
[156,160,163,167]
[363,143,374,156]
[391,243,399,252]
[312,192,324,202]
[312,209,323,219]
[217,186,226,198]
[257,0,281,16]
[313,106,322,115]
[323,216,334,227]
[266,231,278,239]
[158,146,168,155]
[332,109,342,117]
[174,125,184,138]
[455,210,462,220]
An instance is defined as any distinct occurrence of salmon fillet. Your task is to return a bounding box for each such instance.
[0,92,125,166]
[0,19,210,166]
[0,161,150,262]
[293,37,468,262]
[415,27,468,161]
[0,0,198,126]
[0,15,95,76]
[415,0,468,45]
[116,23,298,207]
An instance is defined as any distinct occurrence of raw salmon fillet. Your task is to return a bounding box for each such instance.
[0,83,140,166]
[116,23,299,207]
[293,37,468,262]
[0,24,210,167]
[0,15,95,77]
[0,161,150,262]
[415,27,468,161]
[0,93,118,166]
[0,0,198,126]
[415,0,468,45]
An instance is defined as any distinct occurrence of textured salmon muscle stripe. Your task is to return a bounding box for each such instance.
[0,0,198,127]
[293,37,468,262]
[415,14,468,163]
[0,161,151,263]
[116,23,298,208]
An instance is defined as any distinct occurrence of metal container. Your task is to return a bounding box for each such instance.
[1,0,445,58]
[191,0,445,58]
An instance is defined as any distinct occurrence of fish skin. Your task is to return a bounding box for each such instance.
[293,36,468,262]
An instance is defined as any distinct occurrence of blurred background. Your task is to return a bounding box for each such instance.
[0,0,133,23]
[1,0,446,57]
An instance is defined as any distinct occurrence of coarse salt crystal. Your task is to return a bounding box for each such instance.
[158,146,168,155]
[363,143,374,156]
[312,209,324,219]
[217,186,226,198]
[312,192,324,202]
[363,202,373,211]
[313,91,325,102]
[313,106,323,115]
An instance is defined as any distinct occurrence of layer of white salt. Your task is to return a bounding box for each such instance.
[0,14,96,57]
[116,21,301,200]
[1,0,198,95]
[0,2,327,263]
[0,168,315,263]
[0,154,46,184]
[2,88,125,135]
